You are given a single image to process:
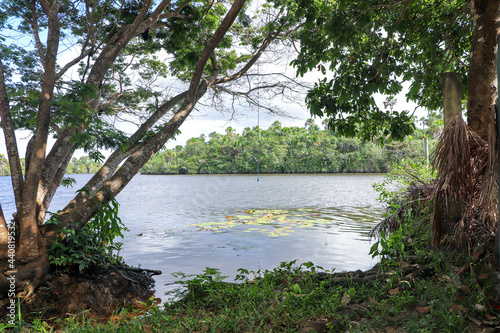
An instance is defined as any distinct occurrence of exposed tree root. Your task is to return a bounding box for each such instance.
[0,263,159,322]
[0,253,50,297]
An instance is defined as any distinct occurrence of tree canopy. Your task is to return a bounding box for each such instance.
[289,0,495,141]
[141,120,431,175]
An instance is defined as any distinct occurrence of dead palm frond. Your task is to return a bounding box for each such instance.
[431,114,497,253]
[369,181,435,239]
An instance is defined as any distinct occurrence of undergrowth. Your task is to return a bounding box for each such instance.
[46,196,127,272]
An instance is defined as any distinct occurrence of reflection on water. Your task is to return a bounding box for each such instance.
[117,174,385,299]
[0,173,385,299]
[188,207,379,237]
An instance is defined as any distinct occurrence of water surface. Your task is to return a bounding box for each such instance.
[0,173,385,299]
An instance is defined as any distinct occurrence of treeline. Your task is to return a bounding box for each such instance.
[0,154,9,176]
[0,120,435,177]
[0,155,102,176]
[141,120,435,175]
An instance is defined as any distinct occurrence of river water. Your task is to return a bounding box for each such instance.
[0,173,386,299]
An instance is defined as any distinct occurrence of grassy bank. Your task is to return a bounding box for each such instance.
[9,254,498,332]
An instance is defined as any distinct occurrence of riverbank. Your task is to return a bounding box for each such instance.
[5,249,499,332]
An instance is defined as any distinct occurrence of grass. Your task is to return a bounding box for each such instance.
[6,249,498,332]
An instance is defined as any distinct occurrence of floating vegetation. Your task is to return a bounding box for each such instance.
[189,209,355,237]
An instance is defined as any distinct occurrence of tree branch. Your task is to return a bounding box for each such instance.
[18,0,62,259]
[0,58,24,214]
[39,0,157,213]
[56,90,189,216]
[87,0,152,88]
[48,0,246,234]
[31,0,46,68]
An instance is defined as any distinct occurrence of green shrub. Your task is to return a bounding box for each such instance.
[47,197,126,271]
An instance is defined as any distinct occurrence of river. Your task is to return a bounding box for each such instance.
[0,173,386,299]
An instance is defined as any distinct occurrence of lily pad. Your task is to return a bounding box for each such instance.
[188,208,342,237]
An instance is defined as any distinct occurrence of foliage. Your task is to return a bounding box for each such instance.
[369,227,405,261]
[0,156,103,176]
[0,154,9,176]
[47,197,126,271]
[169,267,229,302]
[60,177,76,188]
[373,158,436,209]
[290,0,471,141]
[370,158,436,262]
[141,120,435,175]
[32,255,498,332]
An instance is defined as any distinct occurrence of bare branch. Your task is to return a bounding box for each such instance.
[31,0,46,68]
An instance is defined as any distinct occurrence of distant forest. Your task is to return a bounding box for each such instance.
[141,120,436,175]
[0,155,102,176]
[0,120,436,177]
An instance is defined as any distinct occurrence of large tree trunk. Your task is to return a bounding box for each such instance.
[0,0,295,304]
[467,0,500,140]
[0,0,249,298]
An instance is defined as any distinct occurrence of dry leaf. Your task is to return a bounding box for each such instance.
[388,287,399,295]
[457,263,470,275]
[474,304,485,312]
[341,294,351,305]
[468,316,481,326]
[460,285,471,295]
[442,275,452,283]
[416,306,430,314]
[449,303,468,312]
[478,273,490,280]
[141,325,153,333]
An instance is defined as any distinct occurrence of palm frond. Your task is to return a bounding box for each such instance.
[431,114,497,253]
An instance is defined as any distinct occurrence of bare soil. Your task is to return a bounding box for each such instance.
[0,263,160,323]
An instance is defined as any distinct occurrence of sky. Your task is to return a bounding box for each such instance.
[0,8,425,160]
[0,77,424,159]
[0,88,422,159]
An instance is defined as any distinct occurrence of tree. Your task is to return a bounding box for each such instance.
[0,0,305,296]
[290,0,500,250]
[290,0,497,142]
